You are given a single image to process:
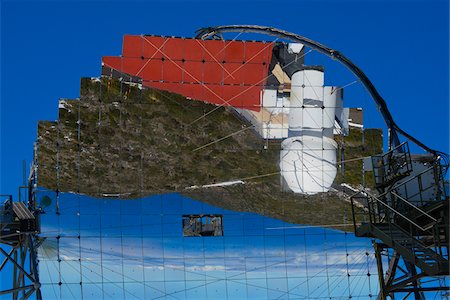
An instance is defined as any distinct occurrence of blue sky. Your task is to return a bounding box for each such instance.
[1,0,449,196]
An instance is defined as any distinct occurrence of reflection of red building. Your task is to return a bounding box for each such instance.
[102,35,275,111]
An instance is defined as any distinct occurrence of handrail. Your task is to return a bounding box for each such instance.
[374,163,440,204]
[372,163,439,203]
[365,191,430,232]
[390,191,438,222]
[373,141,408,159]
[389,164,438,191]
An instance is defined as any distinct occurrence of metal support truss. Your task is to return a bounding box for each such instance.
[0,234,42,300]
[1,146,41,299]
[374,244,448,300]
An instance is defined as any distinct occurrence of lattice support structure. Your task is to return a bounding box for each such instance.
[0,234,42,300]
[373,247,448,300]
[1,149,42,300]
[352,143,449,299]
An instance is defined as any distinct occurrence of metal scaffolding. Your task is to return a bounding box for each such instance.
[1,145,42,300]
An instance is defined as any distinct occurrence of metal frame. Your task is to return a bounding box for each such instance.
[0,234,42,300]
[1,143,41,299]
[351,156,449,299]
[374,246,449,300]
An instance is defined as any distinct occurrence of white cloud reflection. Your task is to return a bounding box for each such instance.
[37,191,379,299]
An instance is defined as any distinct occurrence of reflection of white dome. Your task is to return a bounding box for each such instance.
[280,135,337,194]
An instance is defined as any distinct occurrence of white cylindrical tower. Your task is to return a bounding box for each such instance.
[280,68,338,194]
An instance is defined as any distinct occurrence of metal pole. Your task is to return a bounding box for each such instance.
[0,247,15,271]
[0,285,34,296]
[12,250,18,300]
[374,243,387,300]
[0,247,35,282]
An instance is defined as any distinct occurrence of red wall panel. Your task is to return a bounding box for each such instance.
[162,61,183,83]
[245,42,272,63]
[204,40,225,63]
[203,84,224,105]
[103,56,122,70]
[243,64,266,85]
[223,63,245,86]
[183,61,203,84]
[122,57,144,75]
[223,85,246,108]
[123,35,142,58]
[184,83,204,100]
[203,62,223,84]
[240,85,262,110]
[142,36,165,59]
[183,39,204,61]
[160,82,185,96]
[107,36,274,111]
[224,41,245,63]
[163,38,184,61]
[141,60,163,82]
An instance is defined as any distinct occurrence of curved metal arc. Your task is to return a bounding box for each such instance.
[195,25,440,156]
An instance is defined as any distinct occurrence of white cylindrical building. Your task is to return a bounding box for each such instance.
[280,68,338,194]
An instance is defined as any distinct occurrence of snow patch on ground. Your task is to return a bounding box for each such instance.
[186,180,245,190]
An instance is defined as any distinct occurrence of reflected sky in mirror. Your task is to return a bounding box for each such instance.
[37,189,379,299]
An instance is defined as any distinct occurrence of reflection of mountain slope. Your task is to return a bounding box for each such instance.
[37,77,382,230]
